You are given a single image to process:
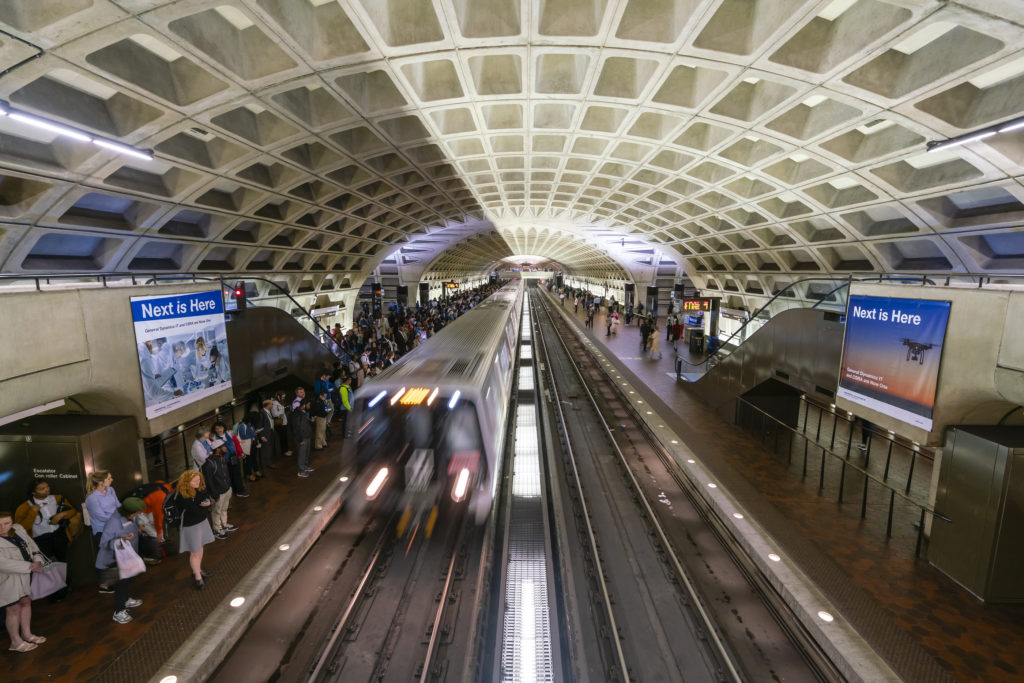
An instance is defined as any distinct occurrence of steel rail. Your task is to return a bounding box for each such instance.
[538,291,744,683]
[307,520,392,682]
[418,520,467,683]
[531,294,632,683]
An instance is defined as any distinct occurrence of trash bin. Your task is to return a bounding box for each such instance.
[706,336,721,354]
[688,329,704,353]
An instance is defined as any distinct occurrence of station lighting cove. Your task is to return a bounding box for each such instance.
[926,113,1024,153]
[0,101,154,161]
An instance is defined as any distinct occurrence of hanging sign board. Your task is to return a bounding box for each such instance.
[130,290,233,420]
[837,295,951,431]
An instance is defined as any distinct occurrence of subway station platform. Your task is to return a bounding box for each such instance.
[546,291,1024,682]
[3,442,344,683]
[7,299,1022,683]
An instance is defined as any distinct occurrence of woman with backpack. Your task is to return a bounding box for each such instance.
[170,470,214,590]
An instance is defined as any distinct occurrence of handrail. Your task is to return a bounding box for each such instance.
[675,277,851,373]
[677,270,1002,377]
[0,270,352,365]
[735,395,949,558]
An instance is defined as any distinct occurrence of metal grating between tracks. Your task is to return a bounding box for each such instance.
[501,295,554,683]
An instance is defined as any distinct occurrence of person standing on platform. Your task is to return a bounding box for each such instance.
[172,470,214,590]
[271,391,291,459]
[96,497,147,624]
[257,400,276,474]
[201,442,235,540]
[666,313,676,341]
[292,399,314,477]
[190,426,211,470]
[573,295,579,313]
[649,323,663,360]
[314,371,336,424]
[0,511,46,651]
[15,479,82,567]
[610,310,620,335]
[640,317,652,353]
[312,391,330,450]
[84,471,119,593]
[212,421,247,499]
[337,377,352,439]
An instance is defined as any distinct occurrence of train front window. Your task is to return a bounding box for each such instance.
[356,394,485,483]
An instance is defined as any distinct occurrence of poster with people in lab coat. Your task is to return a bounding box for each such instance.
[130,290,232,420]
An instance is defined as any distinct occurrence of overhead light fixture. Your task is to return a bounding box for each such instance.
[926,113,1024,153]
[9,112,92,142]
[0,101,153,160]
[94,138,153,161]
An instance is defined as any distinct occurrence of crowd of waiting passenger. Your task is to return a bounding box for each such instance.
[552,283,691,359]
[0,282,503,651]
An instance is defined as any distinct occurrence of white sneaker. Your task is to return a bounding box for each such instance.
[113,610,133,624]
[125,598,143,608]
[856,444,868,451]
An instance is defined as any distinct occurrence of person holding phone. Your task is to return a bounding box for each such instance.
[173,470,215,590]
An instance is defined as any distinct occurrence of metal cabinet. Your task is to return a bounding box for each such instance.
[930,426,1024,602]
[0,415,140,585]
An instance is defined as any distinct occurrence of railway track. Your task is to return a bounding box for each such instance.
[533,286,838,682]
[309,505,476,683]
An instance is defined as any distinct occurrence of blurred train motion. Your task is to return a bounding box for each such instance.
[343,280,524,535]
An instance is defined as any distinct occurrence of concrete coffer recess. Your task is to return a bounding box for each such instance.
[930,426,1024,602]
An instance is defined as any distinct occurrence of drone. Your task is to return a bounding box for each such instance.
[901,338,933,364]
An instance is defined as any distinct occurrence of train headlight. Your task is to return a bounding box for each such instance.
[366,467,389,500]
[451,467,471,503]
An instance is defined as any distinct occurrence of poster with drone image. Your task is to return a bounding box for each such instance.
[130,290,232,420]
[837,295,951,431]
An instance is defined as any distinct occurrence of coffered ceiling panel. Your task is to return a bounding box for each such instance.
[0,0,1021,306]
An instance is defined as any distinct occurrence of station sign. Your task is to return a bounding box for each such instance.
[681,297,716,312]
[444,281,460,289]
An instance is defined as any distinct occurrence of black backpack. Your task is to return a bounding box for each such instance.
[162,486,183,536]
[126,482,169,501]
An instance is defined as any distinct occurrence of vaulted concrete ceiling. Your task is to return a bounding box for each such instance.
[0,0,1022,305]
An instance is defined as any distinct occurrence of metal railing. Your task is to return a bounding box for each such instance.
[734,395,949,558]
[145,398,253,481]
[676,272,1024,378]
[0,270,353,366]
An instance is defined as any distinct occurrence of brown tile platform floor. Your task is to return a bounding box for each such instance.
[545,291,1024,683]
[1,444,343,683]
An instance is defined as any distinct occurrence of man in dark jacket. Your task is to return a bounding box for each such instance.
[201,445,234,539]
[291,401,314,477]
[311,391,331,450]
[258,399,276,470]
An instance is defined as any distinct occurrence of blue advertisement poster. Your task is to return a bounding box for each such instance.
[130,290,232,420]
[837,295,951,431]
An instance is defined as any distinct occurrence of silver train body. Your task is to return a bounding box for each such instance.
[344,280,524,525]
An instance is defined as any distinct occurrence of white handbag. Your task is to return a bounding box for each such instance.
[30,558,67,600]
[114,539,147,579]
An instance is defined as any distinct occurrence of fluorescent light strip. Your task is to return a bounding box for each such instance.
[9,112,91,142]
[1,106,155,160]
[94,138,153,161]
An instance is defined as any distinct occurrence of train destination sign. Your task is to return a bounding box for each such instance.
[681,298,715,312]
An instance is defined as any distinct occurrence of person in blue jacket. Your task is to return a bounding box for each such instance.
[96,497,146,624]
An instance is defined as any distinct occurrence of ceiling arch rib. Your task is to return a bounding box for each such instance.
[0,1,1019,309]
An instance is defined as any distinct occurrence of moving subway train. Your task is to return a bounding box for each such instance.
[344,280,524,532]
